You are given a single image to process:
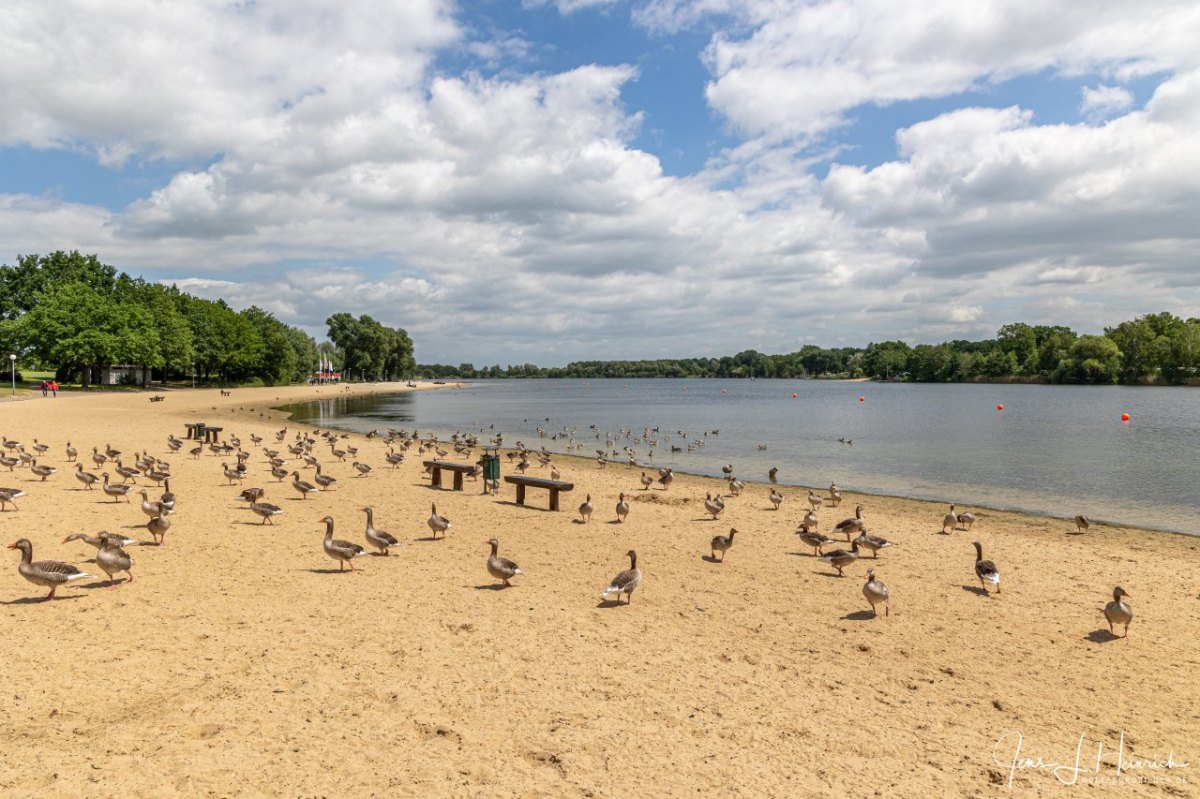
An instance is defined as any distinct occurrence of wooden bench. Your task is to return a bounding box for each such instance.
[423,460,477,491]
[149,395,165,402]
[504,475,575,511]
[185,423,204,439]
[202,426,223,443]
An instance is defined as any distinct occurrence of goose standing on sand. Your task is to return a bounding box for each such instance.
[485,538,522,586]
[92,447,107,468]
[271,464,290,482]
[138,489,166,520]
[221,462,243,485]
[579,494,594,523]
[114,459,140,484]
[96,533,134,587]
[769,488,784,510]
[250,497,285,525]
[65,442,78,462]
[972,541,1001,594]
[238,487,265,504]
[31,439,49,456]
[427,503,451,539]
[147,513,171,545]
[291,471,319,500]
[63,532,142,551]
[854,531,897,558]
[602,550,642,605]
[320,515,366,571]
[160,479,176,514]
[0,488,27,511]
[828,483,843,507]
[657,467,673,490]
[74,463,99,490]
[101,473,132,503]
[7,539,92,599]
[956,508,977,532]
[352,461,372,477]
[615,493,630,523]
[819,540,861,577]
[942,505,958,533]
[800,508,819,533]
[835,505,866,541]
[1074,515,1090,534]
[640,472,653,490]
[1103,587,1133,637]
[796,529,835,556]
[710,528,737,561]
[362,506,400,554]
[313,463,338,490]
[807,490,824,510]
[863,569,889,617]
[30,460,58,481]
[704,492,724,520]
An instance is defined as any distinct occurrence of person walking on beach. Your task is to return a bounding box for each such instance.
[39,380,47,397]
[49,380,58,397]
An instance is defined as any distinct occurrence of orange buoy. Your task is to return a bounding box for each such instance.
[1121,413,1131,422]
[722,388,727,394]
[997,404,1004,411]
[792,393,798,398]
[858,396,865,402]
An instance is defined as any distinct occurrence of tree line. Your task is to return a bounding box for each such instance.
[0,251,415,387]
[419,314,1200,385]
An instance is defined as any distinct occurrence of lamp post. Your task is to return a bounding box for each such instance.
[8,354,15,396]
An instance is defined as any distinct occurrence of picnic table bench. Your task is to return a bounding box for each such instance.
[423,459,477,491]
[504,475,575,511]
[149,395,165,402]
[185,423,224,443]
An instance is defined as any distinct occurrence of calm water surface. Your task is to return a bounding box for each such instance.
[281,379,1200,535]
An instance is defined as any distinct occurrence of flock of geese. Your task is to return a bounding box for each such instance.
[1,425,1134,636]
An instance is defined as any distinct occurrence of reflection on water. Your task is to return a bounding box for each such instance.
[277,380,1200,536]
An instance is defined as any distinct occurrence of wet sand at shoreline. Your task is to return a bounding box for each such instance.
[1,383,1197,797]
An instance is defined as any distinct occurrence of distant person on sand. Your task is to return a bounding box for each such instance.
[39,380,47,397]
[49,380,58,397]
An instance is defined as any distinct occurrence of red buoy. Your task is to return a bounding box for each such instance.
[1121,412,1131,422]
[858,396,865,402]
[792,393,798,398]
[997,404,1004,411]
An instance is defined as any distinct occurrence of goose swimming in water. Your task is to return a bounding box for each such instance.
[863,569,889,617]
[486,538,522,586]
[972,541,1000,594]
[602,550,641,605]
[1103,587,1132,637]
[8,538,92,599]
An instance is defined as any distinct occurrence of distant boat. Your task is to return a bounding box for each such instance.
[433,380,447,385]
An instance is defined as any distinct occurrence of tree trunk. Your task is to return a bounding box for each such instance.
[81,365,92,389]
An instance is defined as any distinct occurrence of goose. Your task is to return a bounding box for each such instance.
[485,538,522,586]
[704,493,724,520]
[615,493,630,523]
[17,449,34,467]
[578,494,594,523]
[65,442,78,461]
[942,505,958,533]
[640,472,653,490]
[237,487,265,504]
[796,529,835,556]
[657,467,673,490]
[160,479,176,514]
[0,487,27,511]
[819,540,861,577]
[1,436,21,451]
[221,462,243,485]
[320,516,365,571]
[427,503,451,539]
[800,509,819,533]
[834,505,866,541]
[329,444,347,461]
[728,478,744,496]
[769,488,784,510]
[721,464,734,479]
[166,438,182,452]
[291,471,319,500]
[548,463,561,481]
[92,447,108,467]
[972,541,1000,594]
[807,490,824,510]
[7,539,92,599]
[250,499,285,525]
[362,506,399,554]
[31,439,49,455]
[30,460,57,481]
[271,465,290,481]
[1074,515,1090,534]
[828,483,843,507]
[956,509,977,532]
[351,461,372,477]
[62,532,142,553]
[101,473,132,503]
[96,533,134,587]
[105,444,122,459]
[74,463,99,490]
[113,460,140,484]
[710,528,737,561]
[144,468,170,486]
[863,569,889,617]
[768,466,778,483]
[146,513,171,545]
[138,489,167,520]
[1103,587,1132,638]
[189,444,203,459]
[0,454,18,470]
[601,550,641,605]
[854,531,897,558]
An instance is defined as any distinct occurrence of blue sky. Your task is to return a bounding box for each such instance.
[1,0,1197,364]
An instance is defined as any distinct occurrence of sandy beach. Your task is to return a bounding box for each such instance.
[1,383,1197,798]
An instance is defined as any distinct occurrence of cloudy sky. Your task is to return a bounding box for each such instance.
[2,1,1198,365]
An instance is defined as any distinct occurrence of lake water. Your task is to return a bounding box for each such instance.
[280,379,1200,536]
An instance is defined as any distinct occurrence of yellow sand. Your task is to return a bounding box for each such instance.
[0,384,1196,797]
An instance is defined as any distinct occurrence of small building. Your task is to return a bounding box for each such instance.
[99,364,147,385]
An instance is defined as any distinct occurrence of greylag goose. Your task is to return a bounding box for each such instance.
[74,463,99,490]
[854,531,897,558]
[768,466,778,483]
[710,528,737,561]
[238,487,265,504]
[362,506,399,554]
[291,471,319,500]
[8,538,92,599]
[96,533,134,587]
[863,569,889,617]
[31,439,49,456]
[320,515,366,571]
[818,540,861,576]
[796,529,835,556]
[769,488,784,510]
[114,460,140,483]
[704,492,724,520]
[942,505,958,533]
[351,461,372,477]
[138,489,167,520]
[640,472,653,490]
[549,464,561,481]
[147,513,171,545]
[602,550,641,605]
[160,479,176,513]
[65,442,78,461]
[0,454,18,470]
[221,462,243,485]
[578,494,594,523]
[1103,587,1132,637]
[250,498,285,525]
[189,444,202,459]
[1074,515,1090,534]
[956,509,976,531]
[271,465,290,481]
[0,487,27,511]
[105,444,122,459]
[1,436,20,451]
[63,531,142,550]
[92,447,107,467]
[800,509,819,533]
[657,467,673,490]
[486,538,522,586]
[828,483,843,507]
[615,493,630,523]
[972,541,1000,594]
[101,473,132,502]
[427,503,451,539]
[30,460,57,481]
[313,463,337,490]
[834,505,866,541]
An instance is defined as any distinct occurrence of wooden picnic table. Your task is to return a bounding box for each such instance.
[504,474,575,511]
